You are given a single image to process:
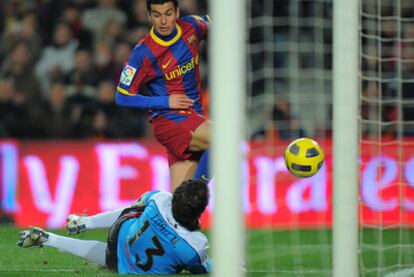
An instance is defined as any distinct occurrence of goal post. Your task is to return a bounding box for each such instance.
[207,0,414,275]
[210,0,246,276]
[332,0,359,276]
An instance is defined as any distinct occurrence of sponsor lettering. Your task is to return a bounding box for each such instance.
[164,55,199,81]
[1,140,414,228]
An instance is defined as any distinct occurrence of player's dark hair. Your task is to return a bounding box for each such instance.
[146,0,178,12]
[172,179,209,231]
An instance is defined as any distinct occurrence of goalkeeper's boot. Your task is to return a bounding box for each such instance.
[66,214,87,235]
[17,227,49,248]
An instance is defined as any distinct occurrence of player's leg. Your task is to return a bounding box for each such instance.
[46,233,107,266]
[67,208,124,234]
[188,121,211,151]
[193,149,210,182]
[189,121,211,182]
[17,227,107,266]
[170,159,198,191]
[153,114,211,190]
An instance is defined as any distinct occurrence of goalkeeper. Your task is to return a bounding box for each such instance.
[17,180,211,274]
[115,0,211,191]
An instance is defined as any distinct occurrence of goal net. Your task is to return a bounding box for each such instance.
[359,0,414,276]
[246,0,333,276]
[242,0,414,276]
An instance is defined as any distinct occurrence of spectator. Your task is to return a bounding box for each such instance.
[126,25,149,45]
[0,9,42,62]
[96,17,127,47]
[127,0,150,28]
[361,81,399,138]
[81,0,127,37]
[361,81,381,137]
[110,41,131,84]
[252,98,306,140]
[381,20,397,77]
[64,97,99,138]
[96,80,148,138]
[0,42,43,109]
[41,82,68,138]
[67,105,107,138]
[64,48,98,97]
[272,99,306,139]
[35,21,78,94]
[179,0,199,16]
[124,0,150,44]
[61,3,93,50]
[20,10,43,57]
[0,78,30,137]
[402,43,414,136]
[0,0,212,140]
[93,41,115,81]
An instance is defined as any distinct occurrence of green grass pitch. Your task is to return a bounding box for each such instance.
[1,225,414,276]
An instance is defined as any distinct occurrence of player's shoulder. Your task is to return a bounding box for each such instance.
[148,190,172,206]
[180,15,211,25]
[179,228,209,252]
[147,190,171,199]
[129,35,153,57]
[191,230,209,245]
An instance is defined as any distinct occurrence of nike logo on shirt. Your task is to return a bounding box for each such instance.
[162,58,172,69]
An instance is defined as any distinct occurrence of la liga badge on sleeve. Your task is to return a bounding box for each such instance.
[120,65,137,86]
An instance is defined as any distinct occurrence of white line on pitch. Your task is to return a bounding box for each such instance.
[384,268,414,277]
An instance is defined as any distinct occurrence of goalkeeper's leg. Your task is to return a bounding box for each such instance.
[46,232,107,265]
[67,208,124,234]
[18,228,107,266]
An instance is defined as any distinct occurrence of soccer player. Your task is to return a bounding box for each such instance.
[17,179,211,275]
[115,0,211,191]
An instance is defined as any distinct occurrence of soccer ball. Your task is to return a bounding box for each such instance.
[284,138,324,178]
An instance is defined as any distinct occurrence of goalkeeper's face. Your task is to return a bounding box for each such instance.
[148,2,179,36]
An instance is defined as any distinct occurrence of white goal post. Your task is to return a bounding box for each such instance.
[210,0,360,275]
[210,0,246,277]
[333,0,359,276]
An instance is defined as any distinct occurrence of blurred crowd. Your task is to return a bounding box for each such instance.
[360,0,414,137]
[0,0,207,139]
[1,0,413,140]
[249,0,414,139]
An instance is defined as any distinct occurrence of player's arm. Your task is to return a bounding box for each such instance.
[116,91,194,109]
[185,239,212,274]
[115,89,170,109]
[182,15,210,40]
[187,257,212,274]
[115,45,194,110]
[130,190,160,209]
[115,45,170,109]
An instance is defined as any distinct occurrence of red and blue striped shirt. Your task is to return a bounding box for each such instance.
[115,15,209,120]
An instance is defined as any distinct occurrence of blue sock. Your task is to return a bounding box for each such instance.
[194,150,209,183]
